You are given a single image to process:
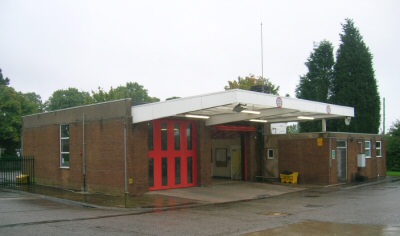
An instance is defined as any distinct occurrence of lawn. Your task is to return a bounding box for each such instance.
[386,171,400,177]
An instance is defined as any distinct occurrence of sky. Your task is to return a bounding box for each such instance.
[0,0,399,132]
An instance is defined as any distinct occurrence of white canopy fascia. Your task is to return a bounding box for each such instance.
[131,89,354,126]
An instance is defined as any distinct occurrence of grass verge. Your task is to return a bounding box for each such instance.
[386,171,400,177]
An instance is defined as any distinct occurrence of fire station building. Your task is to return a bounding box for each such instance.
[22,89,386,196]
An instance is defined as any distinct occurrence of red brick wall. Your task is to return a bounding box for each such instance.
[272,133,386,185]
[23,118,128,195]
[128,122,149,196]
[84,118,126,194]
[278,138,332,184]
[197,121,212,187]
[347,138,387,181]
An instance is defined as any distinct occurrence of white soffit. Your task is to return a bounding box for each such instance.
[131,89,354,125]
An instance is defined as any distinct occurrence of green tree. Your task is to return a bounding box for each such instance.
[91,87,111,103]
[92,82,160,105]
[330,19,380,133]
[20,92,44,114]
[225,74,280,95]
[295,40,334,132]
[45,87,92,111]
[386,120,400,171]
[0,86,22,155]
[0,69,10,86]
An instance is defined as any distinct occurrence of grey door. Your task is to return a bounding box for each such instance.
[337,140,347,182]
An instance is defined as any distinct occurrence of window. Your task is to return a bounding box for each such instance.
[268,149,274,159]
[60,124,70,168]
[376,141,382,157]
[148,123,154,151]
[365,141,371,158]
[174,123,180,150]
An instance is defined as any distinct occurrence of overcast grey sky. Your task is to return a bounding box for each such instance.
[0,0,399,132]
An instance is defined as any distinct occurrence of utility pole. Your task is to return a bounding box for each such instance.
[383,97,386,134]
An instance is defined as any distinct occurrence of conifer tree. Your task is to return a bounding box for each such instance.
[295,40,334,132]
[330,19,380,133]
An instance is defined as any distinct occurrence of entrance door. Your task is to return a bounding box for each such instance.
[231,146,242,180]
[148,120,197,190]
[337,140,347,182]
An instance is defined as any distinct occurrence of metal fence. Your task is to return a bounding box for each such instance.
[0,156,35,187]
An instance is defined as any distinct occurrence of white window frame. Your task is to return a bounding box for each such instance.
[365,140,371,158]
[60,124,70,168]
[376,141,382,157]
[267,149,274,159]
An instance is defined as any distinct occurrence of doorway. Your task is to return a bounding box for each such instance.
[148,119,197,190]
[337,140,347,182]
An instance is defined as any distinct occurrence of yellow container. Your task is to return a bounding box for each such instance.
[280,172,299,184]
[16,174,29,184]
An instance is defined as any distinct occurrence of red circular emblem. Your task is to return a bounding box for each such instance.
[326,105,331,114]
[276,97,283,108]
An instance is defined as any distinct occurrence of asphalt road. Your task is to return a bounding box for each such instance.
[1,179,400,235]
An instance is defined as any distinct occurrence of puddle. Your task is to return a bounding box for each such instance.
[304,204,326,208]
[260,212,290,217]
[243,221,400,236]
[303,194,320,198]
[9,185,203,209]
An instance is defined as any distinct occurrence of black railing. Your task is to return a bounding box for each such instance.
[0,156,35,187]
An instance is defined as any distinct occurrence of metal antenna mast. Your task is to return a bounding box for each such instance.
[261,22,264,80]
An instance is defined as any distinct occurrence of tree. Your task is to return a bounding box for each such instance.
[330,19,380,133]
[386,120,400,171]
[92,82,160,105]
[225,74,280,95]
[0,86,22,155]
[45,88,92,111]
[20,92,44,114]
[0,69,44,155]
[0,69,10,86]
[295,40,335,132]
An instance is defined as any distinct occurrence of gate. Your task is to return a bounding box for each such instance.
[0,156,35,187]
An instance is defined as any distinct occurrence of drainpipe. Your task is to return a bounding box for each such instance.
[83,113,87,192]
[322,119,327,132]
[329,137,332,185]
[124,99,129,207]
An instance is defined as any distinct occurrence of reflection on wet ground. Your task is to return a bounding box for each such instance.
[10,185,204,209]
[244,221,400,236]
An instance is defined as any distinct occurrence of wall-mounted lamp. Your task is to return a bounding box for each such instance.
[241,110,261,114]
[298,116,315,120]
[185,114,210,119]
[250,119,268,123]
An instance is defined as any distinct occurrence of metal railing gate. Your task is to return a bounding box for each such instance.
[0,156,35,187]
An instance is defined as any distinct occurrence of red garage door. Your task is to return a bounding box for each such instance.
[148,119,197,190]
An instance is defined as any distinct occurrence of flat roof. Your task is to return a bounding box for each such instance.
[131,89,354,126]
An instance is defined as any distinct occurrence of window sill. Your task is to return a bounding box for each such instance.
[60,167,70,169]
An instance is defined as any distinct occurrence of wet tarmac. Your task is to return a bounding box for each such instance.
[7,179,305,210]
[245,220,400,236]
[9,184,204,210]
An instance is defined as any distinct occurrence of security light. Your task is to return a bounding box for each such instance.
[233,104,246,113]
[345,117,351,126]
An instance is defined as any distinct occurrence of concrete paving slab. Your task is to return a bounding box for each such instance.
[146,179,306,204]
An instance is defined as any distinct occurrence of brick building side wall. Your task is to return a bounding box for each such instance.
[84,118,126,194]
[247,133,258,181]
[278,138,331,184]
[345,137,387,182]
[23,125,83,189]
[23,118,129,195]
[128,122,149,196]
[197,121,212,187]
